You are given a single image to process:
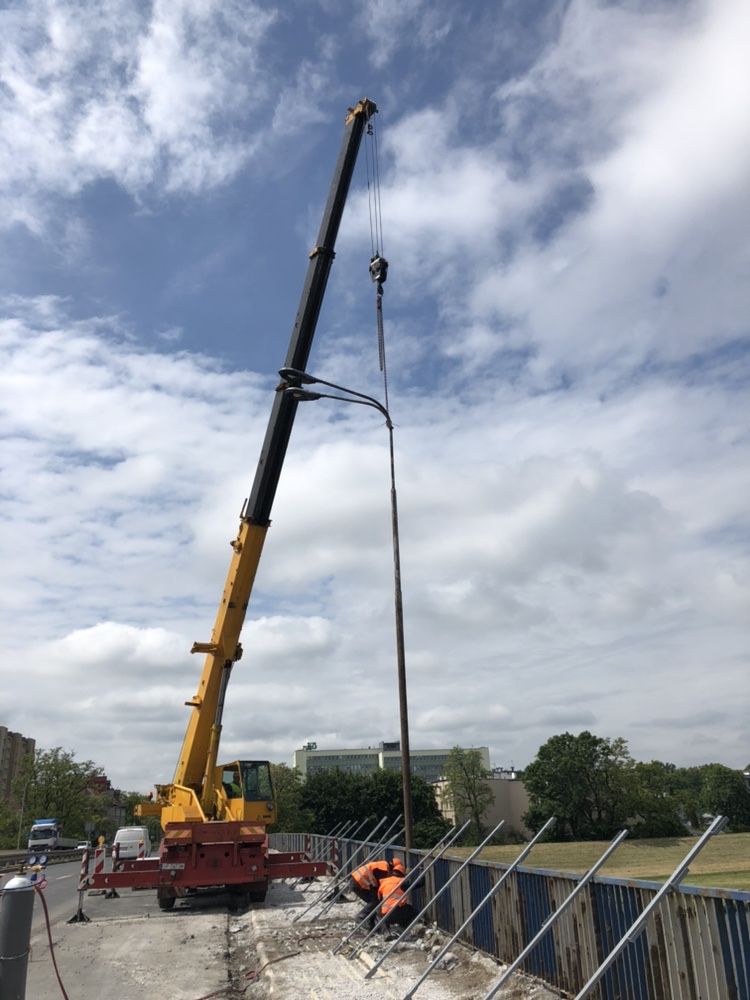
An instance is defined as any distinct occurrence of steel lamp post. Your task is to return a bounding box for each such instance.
[280,367,415,853]
[16,781,31,851]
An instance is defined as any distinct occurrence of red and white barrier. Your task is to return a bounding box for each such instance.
[77,848,90,890]
[105,843,121,899]
[93,846,106,878]
[86,846,107,895]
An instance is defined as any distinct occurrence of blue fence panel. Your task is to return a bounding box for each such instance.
[734,897,750,999]
[468,863,495,953]
[516,869,556,983]
[430,858,453,932]
[270,833,750,999]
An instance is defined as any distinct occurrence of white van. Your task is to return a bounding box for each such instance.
[113,826,151,860]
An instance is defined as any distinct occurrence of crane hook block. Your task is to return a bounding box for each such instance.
[369,255,388,286]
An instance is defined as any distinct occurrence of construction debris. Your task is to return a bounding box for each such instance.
[232,878,561,1000]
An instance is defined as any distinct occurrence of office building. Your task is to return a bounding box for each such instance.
[293,741,491,785]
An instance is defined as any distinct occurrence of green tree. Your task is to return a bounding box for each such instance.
[697,764,750,831]
[409,773,449,847]
[444,747,493,839]
[121,791,147,825]
[119,791,161,843]
[628,761,689,838]
[366,769,449,848]
[413,814,451,848]
[17,747,105,840]
[523,732,636,841]
[298,767,448,848]
[299,769,370,833]
[269,763,313,833]
[669,766,705,828]
[0,799,20,849]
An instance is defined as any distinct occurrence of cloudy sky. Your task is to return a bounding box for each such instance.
[1,0,748,795]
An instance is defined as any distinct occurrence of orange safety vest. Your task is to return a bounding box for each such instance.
[351,860,390,890]
[378,875,408,914]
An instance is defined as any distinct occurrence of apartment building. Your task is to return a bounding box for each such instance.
[0,725,35,801]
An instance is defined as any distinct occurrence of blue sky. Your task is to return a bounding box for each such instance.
[1,0,748,793]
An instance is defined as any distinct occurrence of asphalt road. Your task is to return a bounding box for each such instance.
[30,859,85,938]
[2,861,231,1000]
[2,858,160,944]
[1,859,83,943]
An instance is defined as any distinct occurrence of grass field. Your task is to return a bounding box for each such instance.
[447,832,750,892]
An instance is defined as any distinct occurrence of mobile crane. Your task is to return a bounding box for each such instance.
[84,98,377,910]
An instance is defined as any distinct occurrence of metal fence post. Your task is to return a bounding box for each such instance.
[482,829,629,999]
[291,815,394,923]
[0,875,35,1000]
[574,815,729,1000]
[312,822,405,921]
[401,816,556,999]
[291,821,350,890]
[365,816,509,979]
[341,820,471,958]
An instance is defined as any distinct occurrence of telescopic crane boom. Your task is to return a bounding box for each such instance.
[167,97,377,823]
[86,98,377,910]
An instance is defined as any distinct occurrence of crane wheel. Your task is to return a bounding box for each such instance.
[157,888,176,911]
[247,883,268,904]
[228,887,250,912]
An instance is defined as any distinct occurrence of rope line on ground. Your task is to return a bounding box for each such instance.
[35,884,71,1000]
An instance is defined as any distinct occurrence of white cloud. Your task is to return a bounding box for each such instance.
[0,0,277,231]
[3,291,747,789]
[355,0,452,69]
[342,0,750,384]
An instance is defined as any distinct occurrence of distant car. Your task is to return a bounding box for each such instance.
[76,842,90,851]
[112,826,151,860]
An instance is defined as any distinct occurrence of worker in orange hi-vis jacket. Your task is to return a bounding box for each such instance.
[350,858,405,921]
[372,867,416,931]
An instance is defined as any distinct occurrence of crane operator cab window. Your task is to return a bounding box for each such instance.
[222,766,243,799]
[240,761,273,802]
[221,762,273,803]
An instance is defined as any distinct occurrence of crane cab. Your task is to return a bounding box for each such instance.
[217,760,277,825]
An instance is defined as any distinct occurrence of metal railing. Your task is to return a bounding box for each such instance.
[272,829,750,1000]
[0,850,80,874]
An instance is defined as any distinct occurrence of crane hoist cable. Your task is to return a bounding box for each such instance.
[366,115,390,412]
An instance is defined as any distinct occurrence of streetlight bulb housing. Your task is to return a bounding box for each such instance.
[278,367,318,386]
[283,387,323,402]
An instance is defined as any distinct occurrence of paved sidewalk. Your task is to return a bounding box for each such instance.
[26,907,229,999]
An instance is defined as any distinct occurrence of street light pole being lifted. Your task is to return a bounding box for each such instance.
[280,372,415,852]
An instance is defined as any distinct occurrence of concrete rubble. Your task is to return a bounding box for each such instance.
[225,879,560,1000]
